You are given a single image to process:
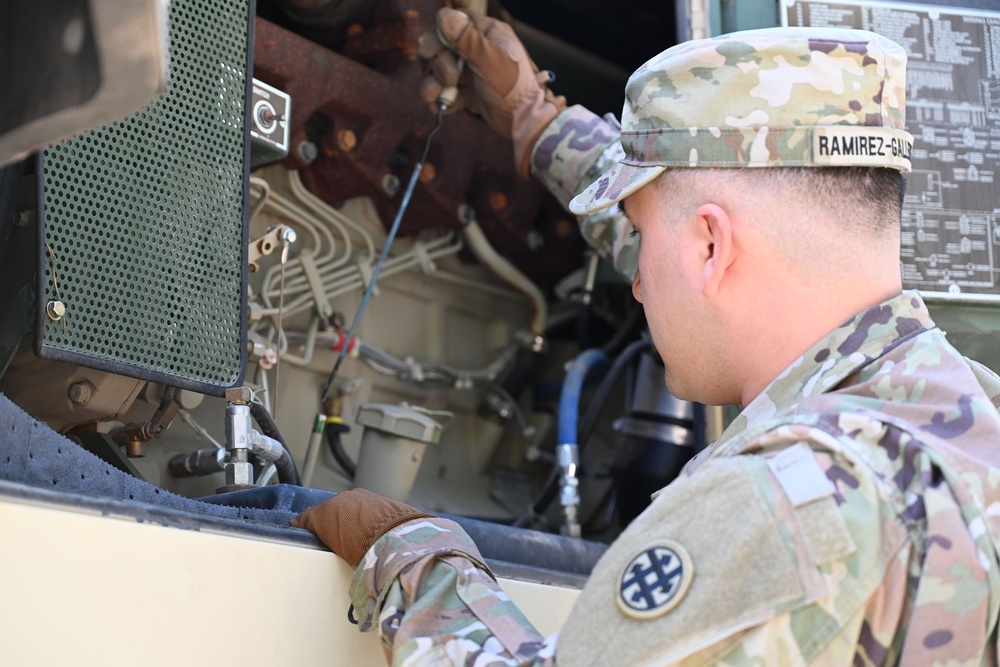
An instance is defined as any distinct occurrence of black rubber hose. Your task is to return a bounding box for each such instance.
[575,301,594,349]
[513,336,653,529]
[324,422,356,479]
[500,347,539,400]
[577,337,654,452]
[600,303,644,357]
[274,449,301,487]
[249,401,301,486]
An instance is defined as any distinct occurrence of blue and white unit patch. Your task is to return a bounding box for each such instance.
[616,540,694,619]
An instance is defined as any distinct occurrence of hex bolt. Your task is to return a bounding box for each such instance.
[419,163,436,184]
[526,230,545,251]
[68,382,92,406]
[457,203,477,225]
[13,211,33,227]
[46,300,66,321]
[225,386,254,405]
[336,129,357,152]
[381,174,401,197]
[297,141,319,164]
[281,227,297,244]
[488,191,509,212]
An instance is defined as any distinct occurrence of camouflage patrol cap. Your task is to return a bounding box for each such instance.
[569,27,913,215]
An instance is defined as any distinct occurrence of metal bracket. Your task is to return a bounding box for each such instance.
[412,240,437,275]
[356,259,380,297]
[110,386,181,457]
[299,249,333,319]
[248,224,296,273]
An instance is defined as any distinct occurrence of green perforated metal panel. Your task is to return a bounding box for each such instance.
[37,0,252,395]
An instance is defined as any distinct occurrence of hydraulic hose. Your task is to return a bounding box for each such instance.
[515,339,650,528]
[600,303,644,357]
[558,349,607,536]
[558,349,608,446]
[498,346,539,404]
[249,401,301,486]
[324,419,356,479]
[274,449,301,488]
[578,337,654,451]
[513,348,607,531]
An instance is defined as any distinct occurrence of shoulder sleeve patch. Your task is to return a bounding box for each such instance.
[616,540,694,619]
[556,455,828,667]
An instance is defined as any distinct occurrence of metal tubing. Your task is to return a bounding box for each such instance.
[462,220,548,337]
[168,448,227,478]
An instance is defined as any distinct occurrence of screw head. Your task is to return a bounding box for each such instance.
[297,141,318,164]
[381,174,401,197]
[526,230,545,251]
[488,192,508,212]
[457,204,476,225]
[46,300,66,321]
[336,129,357,152]
[68,382,92,406]
[419,163,436,183]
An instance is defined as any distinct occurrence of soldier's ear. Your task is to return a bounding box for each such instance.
[696,203,735,299]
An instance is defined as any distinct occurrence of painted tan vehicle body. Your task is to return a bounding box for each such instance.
[0,491,579,666]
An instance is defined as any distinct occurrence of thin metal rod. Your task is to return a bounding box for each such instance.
[320,107,446,402]
[274,248,287,421]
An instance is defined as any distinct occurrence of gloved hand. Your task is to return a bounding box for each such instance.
[418,7,566,178]
[289,488,436,568]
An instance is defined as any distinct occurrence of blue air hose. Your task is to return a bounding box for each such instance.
[558,348,608,447]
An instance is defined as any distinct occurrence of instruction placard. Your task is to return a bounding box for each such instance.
[785,0,1000,301]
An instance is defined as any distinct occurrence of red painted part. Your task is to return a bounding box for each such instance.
[329,330,357,353]
[252,8,585,290]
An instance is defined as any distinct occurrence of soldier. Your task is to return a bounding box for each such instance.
[292,12,1000,666]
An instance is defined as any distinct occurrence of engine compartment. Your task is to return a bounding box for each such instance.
[0,0,703,548]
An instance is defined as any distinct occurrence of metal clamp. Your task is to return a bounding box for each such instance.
[220,393,291,490]
[248,224,296,273]
[111,386,180,457]
[557,442,581,538]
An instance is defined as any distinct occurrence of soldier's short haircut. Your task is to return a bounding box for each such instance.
[658,166,906,237]
[741,167,906,233]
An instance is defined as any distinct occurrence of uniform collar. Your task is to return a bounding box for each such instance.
[719,291,934,443]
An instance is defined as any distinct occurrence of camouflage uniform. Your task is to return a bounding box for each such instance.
[348,292,1000,666]
[341,28,1000,667]
[532,106,638,279]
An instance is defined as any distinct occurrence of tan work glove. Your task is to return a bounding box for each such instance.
[419,7,566,178]
[290,488,436,568]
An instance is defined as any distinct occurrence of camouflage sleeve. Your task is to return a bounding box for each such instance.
[349,517,558,667]
[530,105,638,280]
[965,356,1000,408]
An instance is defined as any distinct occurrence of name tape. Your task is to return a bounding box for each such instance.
[812,127,913,171]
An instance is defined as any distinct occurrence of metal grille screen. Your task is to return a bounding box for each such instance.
[37,0,251,395]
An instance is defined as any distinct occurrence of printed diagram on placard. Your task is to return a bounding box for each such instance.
[785,0,1000,301]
